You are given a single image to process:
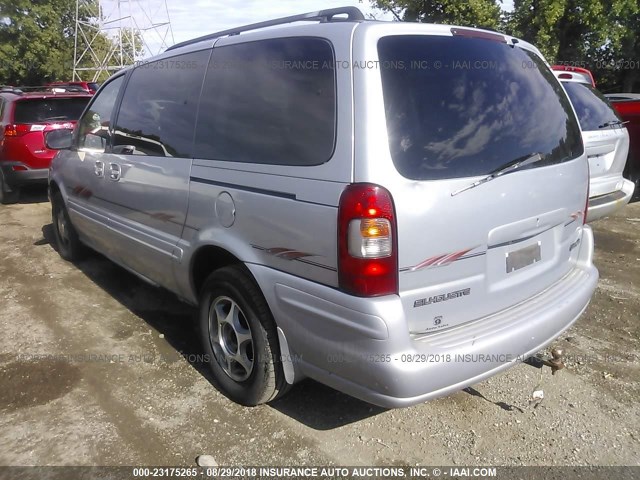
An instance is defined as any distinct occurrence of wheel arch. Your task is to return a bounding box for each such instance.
[48,179,62,198]
[190,244,245,298]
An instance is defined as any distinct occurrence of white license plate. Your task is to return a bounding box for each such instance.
[506,242,541,273]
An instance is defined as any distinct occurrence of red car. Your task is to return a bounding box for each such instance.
[48,81,100,94]
[607,93,640,196]
[0,88,92,203]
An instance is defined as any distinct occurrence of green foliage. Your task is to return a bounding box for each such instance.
[373,0,502,29]
[0,0,145,86]
[371,0,640,92]
[505,0,640,91]
[0,0,77,85]
[506,0,614,62]
[602,0,640,91]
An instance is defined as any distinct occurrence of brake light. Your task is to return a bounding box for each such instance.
[450,28,507,43]
[338,183,398,297]
[4,124,32,137]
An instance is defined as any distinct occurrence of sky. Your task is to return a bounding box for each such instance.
[130,0,515,58]
[159,1,388,53]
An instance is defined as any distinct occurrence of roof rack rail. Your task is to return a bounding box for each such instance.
[166,6,365,52]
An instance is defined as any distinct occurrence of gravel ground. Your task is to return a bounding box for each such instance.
[0,187,638,469]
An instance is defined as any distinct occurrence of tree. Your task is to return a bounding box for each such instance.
[372,0,502,30]
[506,0,640,92]
[604,1,640,91]
[0,0,77,85]
[370,0,640,92]
[506,0,611,62]
[0,0,145,86]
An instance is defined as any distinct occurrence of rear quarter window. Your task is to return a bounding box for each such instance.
[194,37,336,166]
[378,35,583,180]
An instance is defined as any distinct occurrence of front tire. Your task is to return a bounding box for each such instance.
[51,191,85,261]
[199,265,289,406]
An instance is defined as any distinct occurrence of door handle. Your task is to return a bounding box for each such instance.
[108,163,121,181]
[94,160,104,177]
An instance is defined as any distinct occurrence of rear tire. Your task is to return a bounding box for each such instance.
[0,170,19,204]
[199,265,289,406]
[51,191,85,261]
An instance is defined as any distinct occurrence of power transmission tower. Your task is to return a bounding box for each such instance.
[73,0,174,81]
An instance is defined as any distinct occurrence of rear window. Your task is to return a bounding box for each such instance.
[378,35,583,180]
[562,82,622,131]
[14,97,90,124]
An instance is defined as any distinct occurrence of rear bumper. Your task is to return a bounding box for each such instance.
[587,178,635,222]
[0,162,49,187]
[249,226,598,408]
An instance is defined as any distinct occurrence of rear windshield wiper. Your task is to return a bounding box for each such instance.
[451,152,545,196]
[598,120,629,129]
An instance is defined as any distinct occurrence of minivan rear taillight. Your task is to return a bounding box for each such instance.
[338,183,398,297]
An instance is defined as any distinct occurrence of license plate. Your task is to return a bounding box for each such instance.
[506,242,541,273]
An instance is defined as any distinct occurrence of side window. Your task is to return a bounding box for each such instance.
[0,98,5,119]
[194,37,336,166]
[77,76,124,152]
[113,51,209,157]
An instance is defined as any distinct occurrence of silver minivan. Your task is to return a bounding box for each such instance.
[47,7,599,408]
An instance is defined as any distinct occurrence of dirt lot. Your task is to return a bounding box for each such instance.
[0,187,639,468]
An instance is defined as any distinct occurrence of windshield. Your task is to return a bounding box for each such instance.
[14,97,90,123]
[378,35,583,180]
[562,82,622,131]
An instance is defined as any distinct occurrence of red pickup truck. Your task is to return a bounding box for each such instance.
[606,93,640,197]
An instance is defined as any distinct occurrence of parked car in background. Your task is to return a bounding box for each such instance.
[0,88,92,203]
[606,93,640,197]
[48,8,598,408]
[552,66,634,221]
[552,65,596,87]
[48,81,99,94]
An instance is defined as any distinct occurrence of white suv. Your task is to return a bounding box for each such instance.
[553,67,634,221]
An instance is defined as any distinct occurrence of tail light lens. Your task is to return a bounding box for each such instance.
[4,124,32,137]
[338,183,398,297]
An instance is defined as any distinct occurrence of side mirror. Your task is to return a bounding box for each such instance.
[45,129,73,150]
